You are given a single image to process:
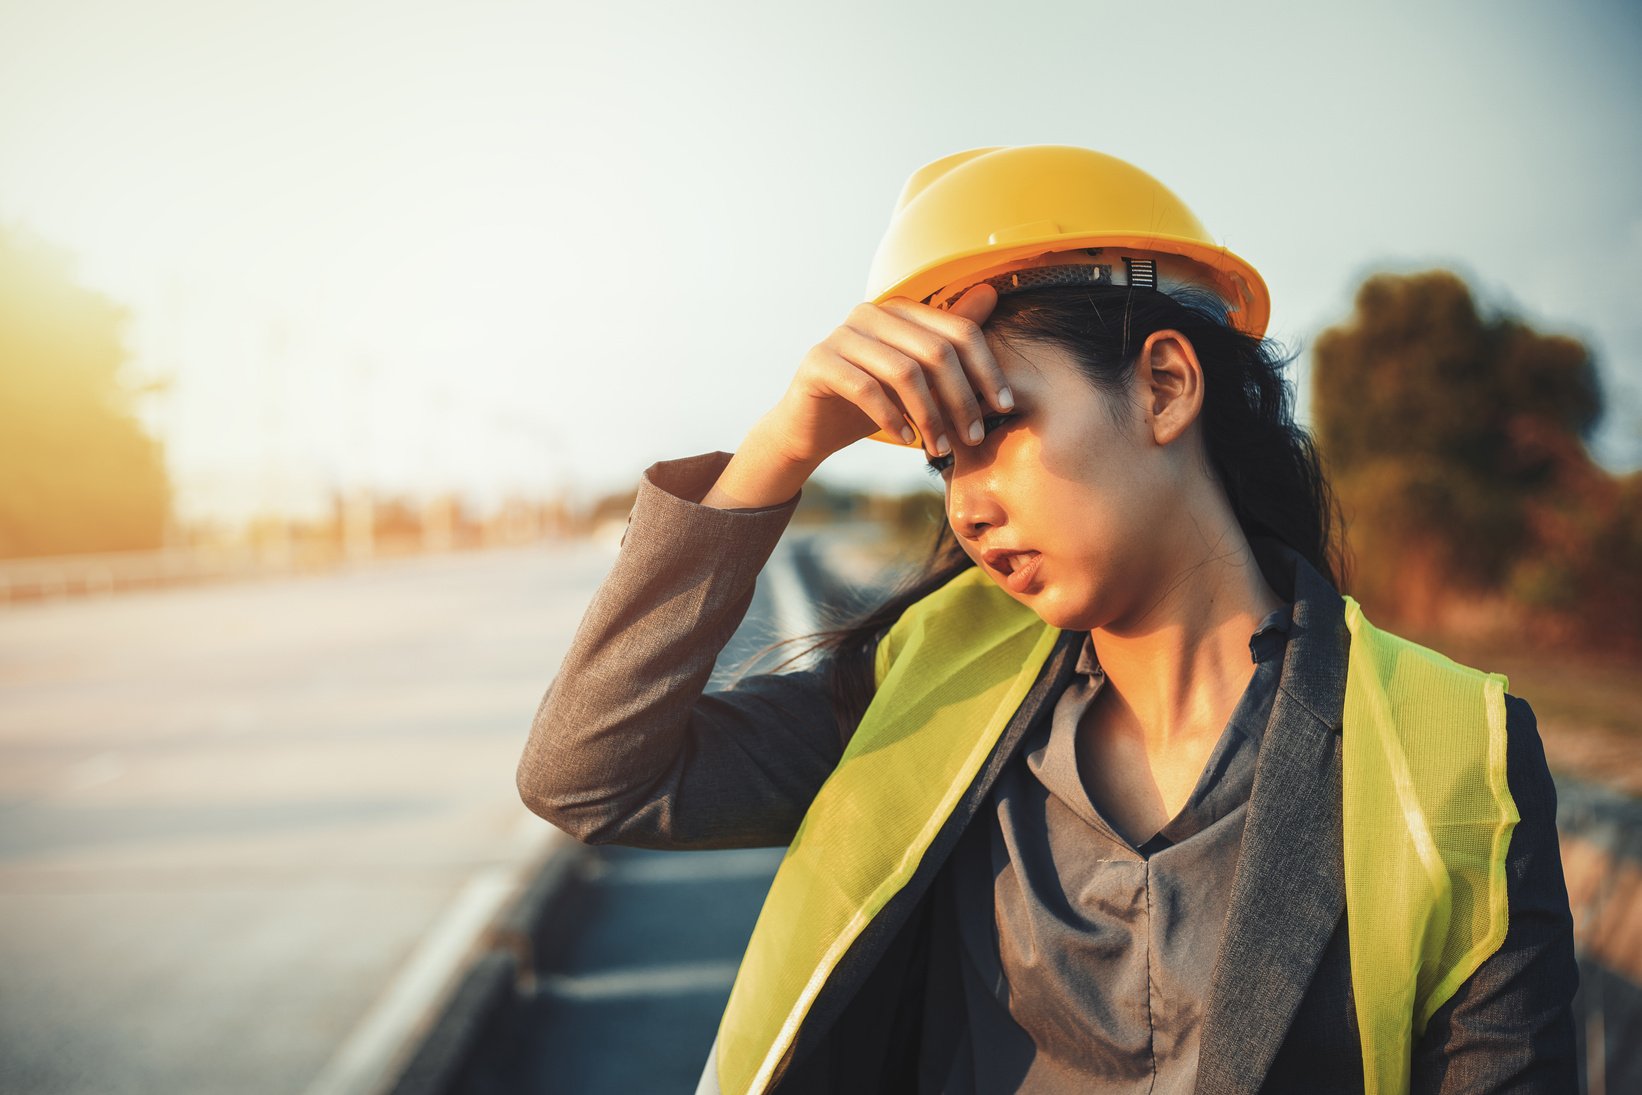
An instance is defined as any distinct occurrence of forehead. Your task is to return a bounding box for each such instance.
[985,334,1086,394]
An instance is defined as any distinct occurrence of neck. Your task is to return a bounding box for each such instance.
[1088,520,1286,753]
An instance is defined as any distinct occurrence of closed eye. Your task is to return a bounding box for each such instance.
[923,413,1015,478]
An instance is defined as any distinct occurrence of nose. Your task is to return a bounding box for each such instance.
[947,464,1005,542]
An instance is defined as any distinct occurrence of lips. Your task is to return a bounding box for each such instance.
[980,547,1043,592]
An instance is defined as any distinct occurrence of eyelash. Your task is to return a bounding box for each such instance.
[923,413,1015,478]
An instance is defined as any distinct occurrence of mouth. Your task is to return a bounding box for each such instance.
[981,548,1043,593]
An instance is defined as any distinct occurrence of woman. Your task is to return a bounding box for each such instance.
[516,146,1579,1094]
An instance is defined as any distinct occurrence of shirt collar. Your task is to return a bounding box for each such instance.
[1073,600,1296,678]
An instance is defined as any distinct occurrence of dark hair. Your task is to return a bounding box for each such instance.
[750,282,1347,746]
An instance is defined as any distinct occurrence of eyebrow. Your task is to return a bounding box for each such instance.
[921,406,1017,472]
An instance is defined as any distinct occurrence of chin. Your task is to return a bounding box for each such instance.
[1015,589,1092,633]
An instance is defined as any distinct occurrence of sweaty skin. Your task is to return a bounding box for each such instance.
[926,330,1287,836]
[705,283,1285,836]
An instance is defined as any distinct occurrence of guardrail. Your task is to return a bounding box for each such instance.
[0,533,573,606]
[0,543,346,604]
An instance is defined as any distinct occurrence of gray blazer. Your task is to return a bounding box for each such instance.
[517,451,1580,1094]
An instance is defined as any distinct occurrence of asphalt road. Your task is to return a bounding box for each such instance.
[450,534,847,1095]
[0,533,721,1095]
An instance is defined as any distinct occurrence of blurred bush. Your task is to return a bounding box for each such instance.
[0,223,173,558]
[1312,269,1641,651]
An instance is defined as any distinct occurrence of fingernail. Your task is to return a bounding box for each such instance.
[936,434,951,456]
[968,420,984,444]
[901,425,916,445]
[997,387,1014,410]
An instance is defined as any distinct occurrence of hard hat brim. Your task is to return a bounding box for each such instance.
[871,231,1269,337]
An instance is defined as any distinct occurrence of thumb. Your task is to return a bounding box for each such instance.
[946,281,998,324]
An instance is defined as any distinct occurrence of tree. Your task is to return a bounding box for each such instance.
[0,224,173,558]
[1312,269,1638,647]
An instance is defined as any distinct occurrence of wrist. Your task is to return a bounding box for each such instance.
[743,418,823,478]
[698,425,815,511]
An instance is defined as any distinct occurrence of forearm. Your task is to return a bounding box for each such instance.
[699,421,819,511]
[516,449,845,849]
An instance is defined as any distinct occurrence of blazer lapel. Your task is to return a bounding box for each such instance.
[1196,552,1352,1095]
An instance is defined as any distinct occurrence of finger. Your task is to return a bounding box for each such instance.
[828,361,918,447]
[945,283,1013,410]
[948,281,1000,328]
[863,302,988,447]
[880,284,1013,436]
[829,322,950,456]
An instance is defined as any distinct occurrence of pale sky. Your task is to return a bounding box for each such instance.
[2,0,1638,526]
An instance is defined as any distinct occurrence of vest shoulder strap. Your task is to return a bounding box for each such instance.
[718,566,1056,1095]
[1340,595,1518,1095]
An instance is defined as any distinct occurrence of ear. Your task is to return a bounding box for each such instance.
[1137,329,1204,447]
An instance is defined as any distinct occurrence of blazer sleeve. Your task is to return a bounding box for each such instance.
[515,449,857,851]
[1409,693,1581,1092]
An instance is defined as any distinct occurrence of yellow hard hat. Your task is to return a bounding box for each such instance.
[861,145,1270,448]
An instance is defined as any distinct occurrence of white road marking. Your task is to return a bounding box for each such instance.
[534,960,742,1001]
[596,846,784,884]
[767,541,820,646]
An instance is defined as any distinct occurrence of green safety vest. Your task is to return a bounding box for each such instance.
[713,566,1518,1095]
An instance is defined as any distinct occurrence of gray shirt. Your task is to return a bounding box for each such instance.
[921,608,1293,1093]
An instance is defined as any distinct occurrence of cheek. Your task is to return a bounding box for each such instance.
[1036,447,1153,567]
